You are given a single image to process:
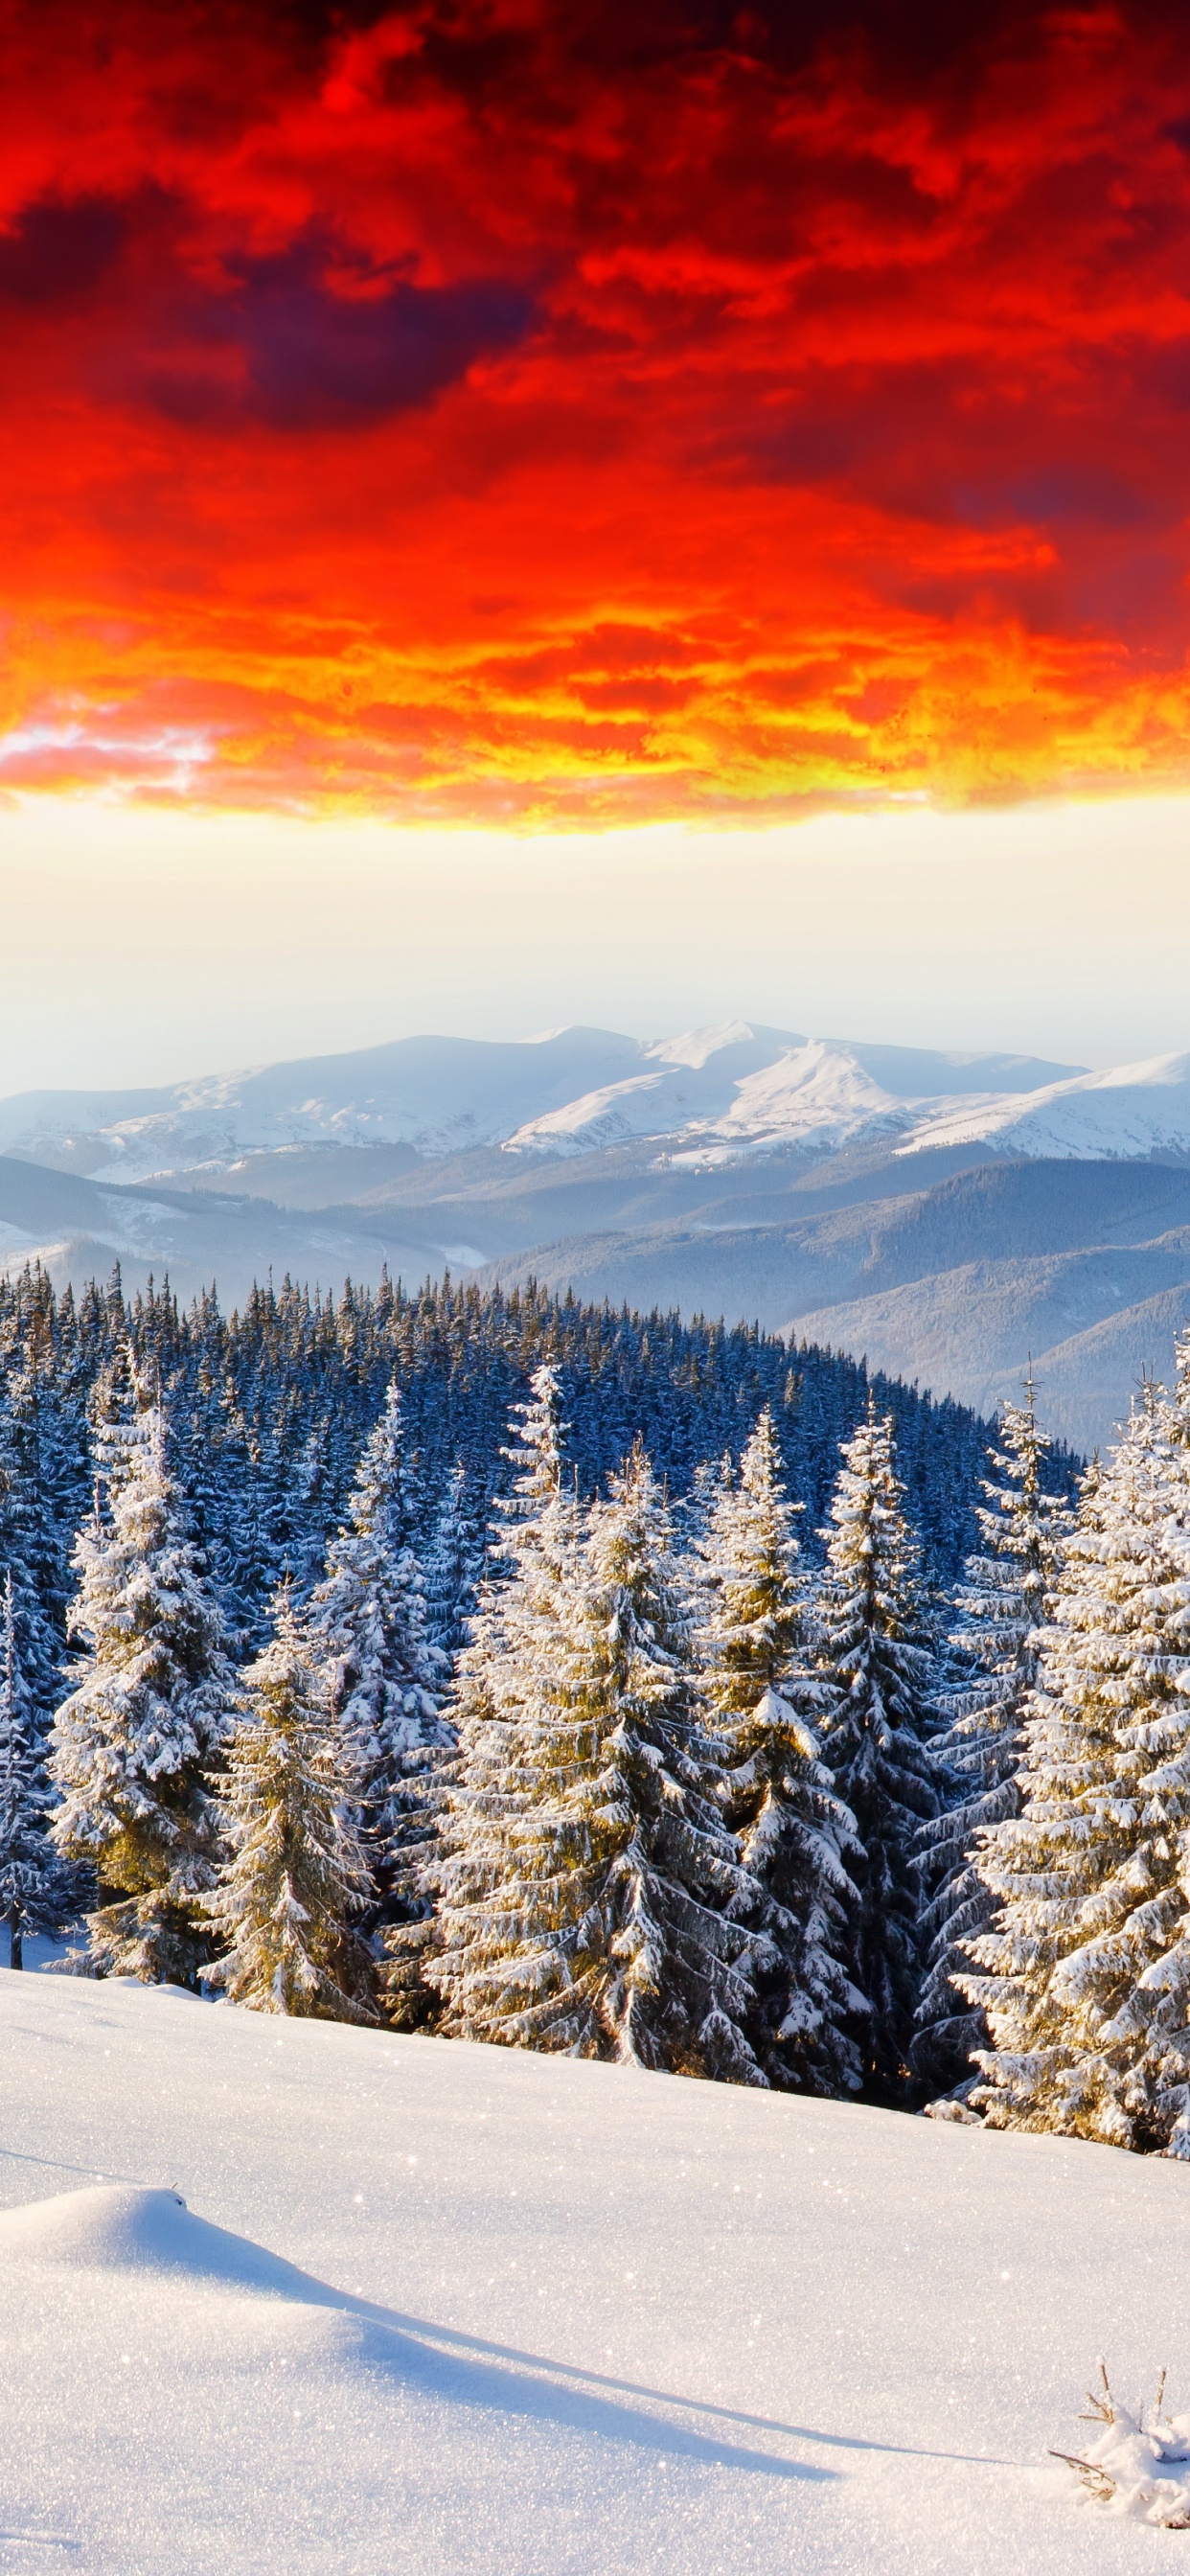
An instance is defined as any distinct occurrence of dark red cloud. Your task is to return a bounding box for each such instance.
[2,0,1190,816]
[117,230,535,427]
[0,195,127,302]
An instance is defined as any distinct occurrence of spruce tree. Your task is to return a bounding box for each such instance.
[0,1339,84,1740]
[0,1575,72,1966]
[0,1321,90,1935]
[423,1460,485,1660]
[420,1428,767,2082]
[967,1386,1190,2150]
[815,1400,942,2100]
[288,1416,338,1598]
[916,1378,1073,2090]
[697,1408,862,2094]
[572,1440,765,2079]
[48,1395,234,1985]
[305,1383,449,1920]
[204,1584,377,2020]
[383,1364,584,2027]
[217,1394,284,1654]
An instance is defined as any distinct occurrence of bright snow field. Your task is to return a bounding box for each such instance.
[0,1972,1185,2574]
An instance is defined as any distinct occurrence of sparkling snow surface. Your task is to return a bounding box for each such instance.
[0,1974,1186,2573]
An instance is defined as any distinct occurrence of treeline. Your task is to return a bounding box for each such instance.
[0,1255,1128,2128]
[0,1258,1026,1652]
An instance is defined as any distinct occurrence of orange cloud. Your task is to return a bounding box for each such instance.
[2,0,1190,818]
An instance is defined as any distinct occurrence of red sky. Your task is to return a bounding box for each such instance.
[4,0,1190,821]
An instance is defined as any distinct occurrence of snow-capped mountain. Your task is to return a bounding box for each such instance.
[494,1024,796,1156]
[503,1036,909,1160]
[0,1029,655,1179]
[676,1041,911,1162]
[0,1024,1085,1183]
[900,1050,1190,1163]
[496,1029,1093,1162]
[503,1033,1190,1170]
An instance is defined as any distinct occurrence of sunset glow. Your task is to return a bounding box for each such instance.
[4,0,1190,821]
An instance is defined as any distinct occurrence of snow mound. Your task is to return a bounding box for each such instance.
[0,2183,341,2303]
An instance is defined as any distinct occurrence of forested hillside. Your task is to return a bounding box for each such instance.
[0,1257,1026,1663]
[0,1257,1084,2105]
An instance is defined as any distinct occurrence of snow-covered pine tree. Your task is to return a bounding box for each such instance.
[217,1392,285,1654]
[84,1338,139,1521]
[966,1385,1190,2150]
[697,1407,863,2095]
[0,1325,91,1930]
[1166,1324,1190,1451]
[203,1582,378,2021]
[383,1363,583,2027]
[287,1416,338,1598]
[0,1337,84,1743]
[420,1425,767,2082]
[47,1395,235,1985]
[673,1447,736,1650]
[916,1377,1074,2091]
[423,1460,486,1661]
[0,1574,73,1966]
[305,1381,450,1920]
[1143,1322,1190,2154]
[815,1399,942,2100]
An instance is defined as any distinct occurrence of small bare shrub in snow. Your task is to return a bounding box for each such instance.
[1052,2362,1190,2526]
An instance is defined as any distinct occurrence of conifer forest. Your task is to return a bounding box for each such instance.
[15,1251,1190,2153]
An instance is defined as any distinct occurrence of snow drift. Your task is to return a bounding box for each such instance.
[0,2182,343,2302]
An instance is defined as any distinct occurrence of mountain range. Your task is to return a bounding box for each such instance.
[5,1023,1190,1450]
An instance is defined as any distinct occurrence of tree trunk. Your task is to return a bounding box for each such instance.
[8,1903,22,1971]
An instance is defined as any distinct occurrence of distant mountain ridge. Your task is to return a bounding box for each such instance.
[4,1025,1190,1452]
[0,1024,1086,1183]
[472,1160,1190,1451]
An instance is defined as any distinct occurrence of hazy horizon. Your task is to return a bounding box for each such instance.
[6,791,1189,1096]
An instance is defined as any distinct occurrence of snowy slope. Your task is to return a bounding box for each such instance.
[0,1972,1187,2575]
